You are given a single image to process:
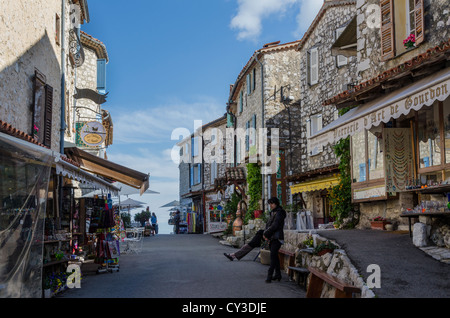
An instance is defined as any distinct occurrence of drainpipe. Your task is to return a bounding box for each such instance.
[57,0,66,231]
[255,52,265,213]
[60,0,66,154]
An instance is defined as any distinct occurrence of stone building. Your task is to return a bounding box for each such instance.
[309,0,450,236]
[66,30,113,158]
[178,115,228,233]
[227,40,302,211]
[288,0,357,227]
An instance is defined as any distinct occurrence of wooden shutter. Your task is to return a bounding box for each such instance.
[43,84,53,147]
[380,0,395,61]
[414,0,425,45]
[198,164,202,184]
[246,74,251,95]
[190,165,194,187]
[97,59,106,92]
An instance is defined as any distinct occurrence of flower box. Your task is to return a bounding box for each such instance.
[370,221,390,230]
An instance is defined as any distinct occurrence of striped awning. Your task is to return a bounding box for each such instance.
[290,175,340,194]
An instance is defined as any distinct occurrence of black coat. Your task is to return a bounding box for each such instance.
[263,206,286,241]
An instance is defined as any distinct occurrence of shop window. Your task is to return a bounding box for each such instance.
[368,128,384,180]
[444,99,450,164]
[418,103,441,169]
[352,131,366,183]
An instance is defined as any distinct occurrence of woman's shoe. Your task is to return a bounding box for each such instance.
[272,274,282,281]
[224,253,234,261]
[265,278,272,283]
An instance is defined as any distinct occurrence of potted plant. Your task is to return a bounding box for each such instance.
[302,235,314,248]
[403,34,416,49]
[313,240,338,256]
[370,216,390,230]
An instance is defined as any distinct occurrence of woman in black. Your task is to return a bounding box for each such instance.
[224,197,286,283]
[263,197,286,283]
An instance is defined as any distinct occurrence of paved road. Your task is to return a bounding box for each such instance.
[318,229,450,298]
[60,234,305,298]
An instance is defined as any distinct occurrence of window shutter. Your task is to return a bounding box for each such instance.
[247,74,251,95]
[198,164,202,184]
[97,59,107,92]
[44,84,53,147]
[310,48,319,85]
[190,165,194,187]
[252,68,256,92]
[380,0,395,61]
[414,0,425,45]
[245,121,249,151]
[239,91,243,113]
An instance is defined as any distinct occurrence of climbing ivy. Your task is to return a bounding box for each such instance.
[245,163,262,224]
[328,106,356,228]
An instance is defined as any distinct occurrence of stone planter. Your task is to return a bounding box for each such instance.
[371,221,390,230]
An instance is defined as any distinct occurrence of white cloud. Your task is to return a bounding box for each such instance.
[230,0,298,41]
[112,96,224,145]
[294,0,324,38]
[230,0,323,41]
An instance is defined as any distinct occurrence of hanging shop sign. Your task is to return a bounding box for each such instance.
[74,87,108,104]
[80,121,106,147]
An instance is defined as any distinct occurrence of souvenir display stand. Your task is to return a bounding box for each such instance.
[87,194,120,274]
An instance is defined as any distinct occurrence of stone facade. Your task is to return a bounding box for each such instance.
[228,40,302,208]
[287,1,356,225]
[0,0,73,152]
[355,0,450,82]
[297,2,357,173]
[344,0,450,229]
[0,0,100,153]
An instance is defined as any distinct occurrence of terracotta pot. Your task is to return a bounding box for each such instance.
[371,221,390,230]
[317,249,333,256]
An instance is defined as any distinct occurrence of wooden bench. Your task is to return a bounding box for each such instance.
[306,267,361,298]
[288,266,310,291]
[278,249,295,276]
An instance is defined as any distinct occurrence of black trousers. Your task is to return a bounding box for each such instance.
[268,239,282,276]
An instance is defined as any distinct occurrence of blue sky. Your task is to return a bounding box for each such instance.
[83,0,323,233]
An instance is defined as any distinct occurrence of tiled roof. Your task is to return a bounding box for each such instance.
[324,37,450,106]
[80,31,109,62]
[0,119,80,167]
[228,40,301,103]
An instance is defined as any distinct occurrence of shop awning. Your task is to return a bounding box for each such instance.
[54,154,119,195]
[310,67,450,150]
[64,147,149,195]
[290,175,340,194]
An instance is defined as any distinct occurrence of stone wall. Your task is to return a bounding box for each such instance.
[284,230,375,298]
[298,4,357,173]
[0,0,65,152]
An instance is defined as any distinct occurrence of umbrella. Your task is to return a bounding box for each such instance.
[117,198,147,209]
[113,182,160,197]
[160,200,180,208]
